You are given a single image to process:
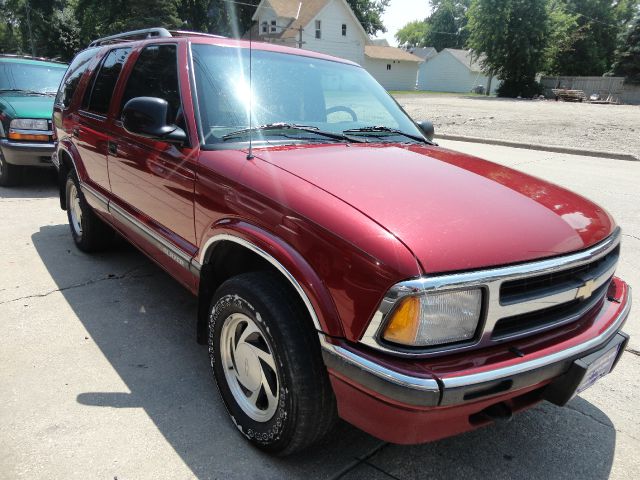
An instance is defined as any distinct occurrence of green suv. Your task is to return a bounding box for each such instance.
[0,55,67,186]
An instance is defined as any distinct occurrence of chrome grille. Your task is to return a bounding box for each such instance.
[360,228,621,357]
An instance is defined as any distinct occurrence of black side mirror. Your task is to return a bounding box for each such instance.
[417,120,435,142]
[122,97,187,145]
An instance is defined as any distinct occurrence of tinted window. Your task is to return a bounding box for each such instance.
[120,44,181,123]
[55,48,97,108]
[83,47,131,115]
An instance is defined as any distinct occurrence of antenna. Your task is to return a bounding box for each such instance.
[247,17,254,160]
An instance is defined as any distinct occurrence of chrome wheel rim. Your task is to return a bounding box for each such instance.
[220,312,280,422]
[68,184,83,236]
[0,155,4,178]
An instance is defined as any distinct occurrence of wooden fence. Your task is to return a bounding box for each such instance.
[540,76,640,105]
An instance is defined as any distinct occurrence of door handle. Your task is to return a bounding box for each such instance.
[108,141,118,155]
[72,127,80,137]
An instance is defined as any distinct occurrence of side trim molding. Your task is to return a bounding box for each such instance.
[80,183,109,211]
[199,233,322,331]
[108,201,195,272]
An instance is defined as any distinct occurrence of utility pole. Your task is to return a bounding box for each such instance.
[25,0,36,56]
[298,26,303,49]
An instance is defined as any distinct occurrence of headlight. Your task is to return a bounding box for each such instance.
[10,118,49,130]
[382,288,482,347]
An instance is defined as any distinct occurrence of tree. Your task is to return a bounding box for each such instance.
[49,4,80,60]
[346,0,390,36]
[467,0,549,97]
[425,0,470,50]
[550,0,619,75]
[0,0,23,54]
[614,0,640,26]
[395,20,429,47]
[611,12,640,82]
[544,0,581,74]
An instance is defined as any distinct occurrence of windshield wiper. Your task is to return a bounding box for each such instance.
[0,88,53,96]
[343,126,430,144]
[222,123,365,143]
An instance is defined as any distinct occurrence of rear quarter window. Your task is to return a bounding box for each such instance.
[55,48,98,109]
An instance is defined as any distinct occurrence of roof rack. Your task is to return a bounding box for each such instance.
[168,30,226,40]
[88,27,227,48]
[88,28,172,47]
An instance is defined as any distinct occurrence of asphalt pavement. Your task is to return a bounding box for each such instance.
[1,141,638,479]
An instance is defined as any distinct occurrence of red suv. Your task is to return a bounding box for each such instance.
[53,28,631,455]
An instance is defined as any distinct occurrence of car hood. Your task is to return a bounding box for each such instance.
[254,143,614,274]
[0,94,55,119]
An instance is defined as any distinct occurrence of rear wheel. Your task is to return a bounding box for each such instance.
[208,272,337,455]
[65,170,113,252]
[0,151,20,187]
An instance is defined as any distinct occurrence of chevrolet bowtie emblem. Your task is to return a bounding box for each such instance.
[576,279,596,300]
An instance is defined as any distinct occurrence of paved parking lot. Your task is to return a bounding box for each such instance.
[1,142,638,479]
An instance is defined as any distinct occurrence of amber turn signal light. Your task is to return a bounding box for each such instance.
[8,132,50,142]
[383,296,421,345]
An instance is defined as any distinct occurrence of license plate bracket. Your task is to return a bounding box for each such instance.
[544,332,628,406]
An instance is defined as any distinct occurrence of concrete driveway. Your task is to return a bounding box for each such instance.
[1,143,638,479]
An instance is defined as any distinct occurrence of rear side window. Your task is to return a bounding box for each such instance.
[119,44,181,123]
[55,48,97,108]
[83,47,131,115]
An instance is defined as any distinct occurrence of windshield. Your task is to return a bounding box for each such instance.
[191,44,424,146]
[0,61,67,94]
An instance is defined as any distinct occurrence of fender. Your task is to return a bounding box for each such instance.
[197,219,345,338]
[57,138,87,182]
[56,139,110,215]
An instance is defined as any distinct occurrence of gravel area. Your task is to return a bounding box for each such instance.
[395,94,640,157]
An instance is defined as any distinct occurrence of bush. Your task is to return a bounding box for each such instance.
[497,78,544,98]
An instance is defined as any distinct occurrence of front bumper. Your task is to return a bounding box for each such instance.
[321,277,631,444]
[0,138,55,167]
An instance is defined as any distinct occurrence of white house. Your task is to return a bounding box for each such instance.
[363,45,425,91]
[417,48,500,94]
[248,0,423,91]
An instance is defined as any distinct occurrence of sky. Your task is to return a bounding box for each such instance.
[374,0,432,47]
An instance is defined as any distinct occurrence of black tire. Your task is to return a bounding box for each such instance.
[65,170,113,252]
[0,150,20,187]
[208,272,337,456]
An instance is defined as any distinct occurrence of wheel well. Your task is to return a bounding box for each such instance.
[196,240,311,344]
[57,150,73,210]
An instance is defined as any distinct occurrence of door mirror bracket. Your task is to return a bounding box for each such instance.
[417,120,435,142]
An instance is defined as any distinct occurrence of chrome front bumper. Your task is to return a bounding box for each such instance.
[0,138,55,167]
[322,285,631,408]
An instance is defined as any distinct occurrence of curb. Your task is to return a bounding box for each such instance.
[435,134,639,161]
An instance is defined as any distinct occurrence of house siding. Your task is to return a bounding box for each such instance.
[365,59,418,91]
[417,51,499,93]
[303,0,366,65]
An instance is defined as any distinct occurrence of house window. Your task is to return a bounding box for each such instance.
[261,21,268,34]
[342,24,347,36]
[387,64,391,71]
[315,20,321,39]
[270,20,277,33]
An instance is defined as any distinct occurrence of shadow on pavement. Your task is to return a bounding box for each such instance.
[32,223,616,480]
[0,167,57,199]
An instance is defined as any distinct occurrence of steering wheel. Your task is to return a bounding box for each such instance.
[326,106,358,122]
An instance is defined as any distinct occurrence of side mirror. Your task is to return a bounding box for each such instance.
[417,120,435,142]
[122,97,187,145]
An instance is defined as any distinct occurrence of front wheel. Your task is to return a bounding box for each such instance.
[208,272,337,455]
